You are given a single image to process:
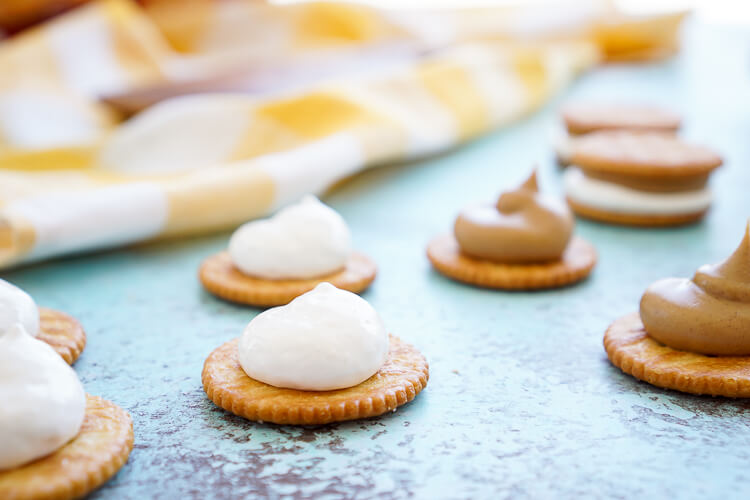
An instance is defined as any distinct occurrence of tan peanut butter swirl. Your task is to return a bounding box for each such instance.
[640,221,750,355]
[453,171,574,263]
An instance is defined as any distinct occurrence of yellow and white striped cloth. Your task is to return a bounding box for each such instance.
[0,0,684,268]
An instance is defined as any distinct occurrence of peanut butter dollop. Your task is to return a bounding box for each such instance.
[640,222,750,355]
[453,171,574,263]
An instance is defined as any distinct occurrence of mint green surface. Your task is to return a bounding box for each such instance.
[3,19,749,499]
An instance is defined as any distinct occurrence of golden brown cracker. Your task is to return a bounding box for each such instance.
[569,130,722,177]
[604,312,750,398]
[0,395,134,500]
[426,234,596,290]
[567,198,706,227]
[202,335,428,425]
[561,103,681,135]
[199,251,377,307]
[38,308,86,365]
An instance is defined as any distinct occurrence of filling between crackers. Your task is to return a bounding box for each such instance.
[563,167,712,215]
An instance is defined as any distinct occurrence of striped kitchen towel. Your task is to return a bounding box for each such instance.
[0,0,685,268]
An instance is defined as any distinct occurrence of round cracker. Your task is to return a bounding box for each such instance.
[202,335,428,425]
[568,130,722,177]
[38,308,86,365]
[199,251,377,307]
[567,197,707,227]
[0,395,134,500]
[604,312,750,398]
[426,234,596,290]
[561,102,681,135]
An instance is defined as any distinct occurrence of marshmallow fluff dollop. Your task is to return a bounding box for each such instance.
[229,196,352,280]
[0,324,86,470]
[238,283,389,391]
[0,279,39,337]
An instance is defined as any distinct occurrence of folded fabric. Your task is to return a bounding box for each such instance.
[0,0,684,268]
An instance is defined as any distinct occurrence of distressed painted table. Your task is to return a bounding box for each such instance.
[4,19,750,500]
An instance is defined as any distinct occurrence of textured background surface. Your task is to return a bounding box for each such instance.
[3,18,750,500]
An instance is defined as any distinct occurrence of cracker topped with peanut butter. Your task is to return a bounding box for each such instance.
[605,221,750,397]
[427,170,597,290]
